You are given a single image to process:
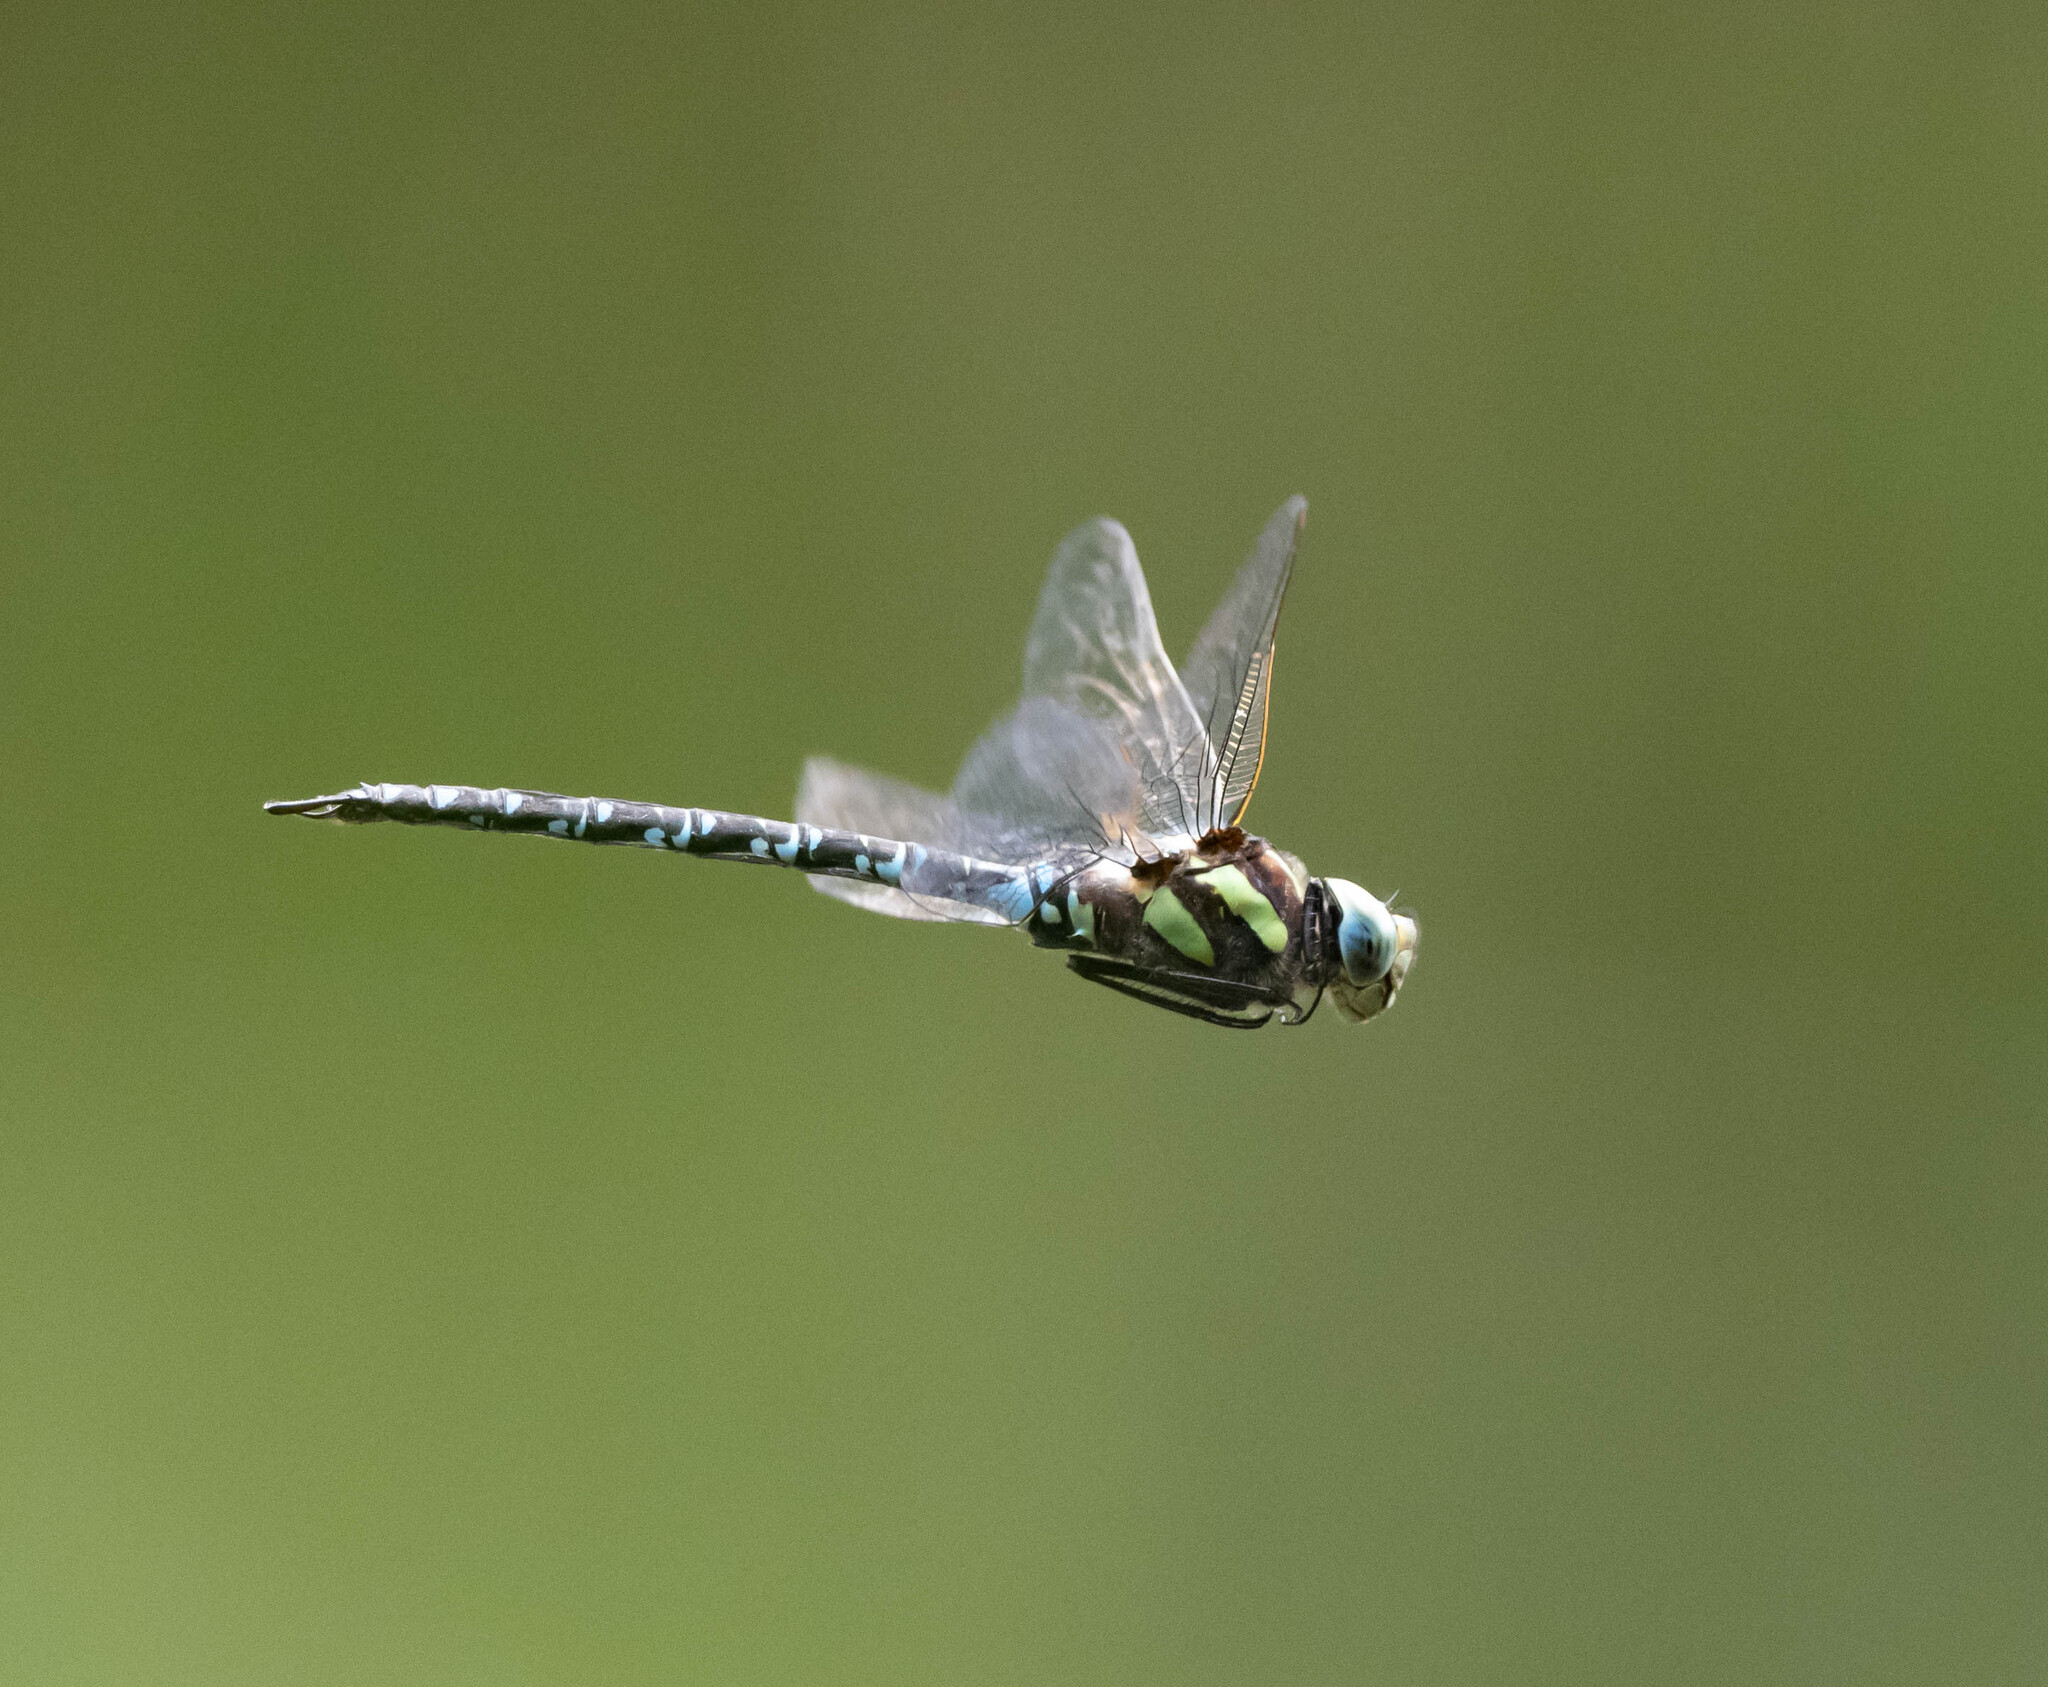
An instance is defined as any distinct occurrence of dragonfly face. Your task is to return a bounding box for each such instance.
[270,496,1420,1032]
[1318,877,1418,1024]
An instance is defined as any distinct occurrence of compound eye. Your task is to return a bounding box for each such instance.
[1328,879,1398,986]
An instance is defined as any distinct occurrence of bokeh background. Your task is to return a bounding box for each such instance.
[4,4,2043,1682]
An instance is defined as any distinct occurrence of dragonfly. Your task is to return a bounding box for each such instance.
[268,497,1416,1029]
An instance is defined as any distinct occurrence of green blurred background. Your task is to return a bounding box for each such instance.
[4,3,2043,1682]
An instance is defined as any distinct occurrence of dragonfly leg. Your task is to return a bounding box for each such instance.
[1065,954,1279,1028]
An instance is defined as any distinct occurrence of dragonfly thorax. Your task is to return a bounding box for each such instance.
[1024,830,1313,1001]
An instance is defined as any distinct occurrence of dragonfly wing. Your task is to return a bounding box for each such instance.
[798,756,963,845]
[1179,496,1305,829]
[955,516,1211,853]
[794,757,1009,924]
[803,873,1002,925]
[951,694,1143,865]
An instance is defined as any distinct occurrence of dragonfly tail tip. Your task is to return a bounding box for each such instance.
[265,792,353,819]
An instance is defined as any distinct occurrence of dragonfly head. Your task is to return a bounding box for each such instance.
[1316,877,1418,1023]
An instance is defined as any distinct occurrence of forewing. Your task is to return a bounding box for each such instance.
[794,757,1008,924]
[955,516,1210,851]
[1180,496,1305,828]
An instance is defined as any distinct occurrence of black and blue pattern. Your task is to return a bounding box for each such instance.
[266,782,1036,922]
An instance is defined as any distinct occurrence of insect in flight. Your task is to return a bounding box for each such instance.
[268,497,1416,1028]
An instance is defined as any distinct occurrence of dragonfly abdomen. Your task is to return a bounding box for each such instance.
[264,782,1033,918]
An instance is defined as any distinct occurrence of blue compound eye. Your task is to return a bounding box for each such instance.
[1327,878,1398,986]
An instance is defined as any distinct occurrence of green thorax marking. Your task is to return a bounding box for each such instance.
[1066,888,1095,945]
[1194,863,1290,954]
[1142,885,1215,966]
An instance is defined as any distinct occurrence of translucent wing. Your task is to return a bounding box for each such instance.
[794,757,1009,924]
[953,516,1211,857]
[950,695,1144,865]
[1180,496,1305,829]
